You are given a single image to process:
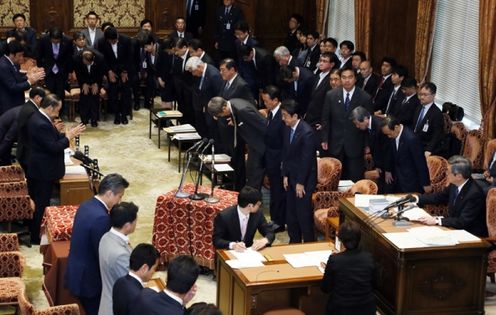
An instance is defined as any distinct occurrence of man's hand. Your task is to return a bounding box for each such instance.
[295,183,305,198]
[226,117,234,126]
[252,238,269,251]
[385,171,394,184]
[82,84,90,95]
[120,72,129,83]
[283,176,288,191]
[424,151,432,158]
[321,142,328,150]
[158,77,165,88]
[232,242,246,252]
[418,216,436,226]
[423,185,433,194]
[320,261,327,269]
[53,119,65,133]
[183,284,197,304]
[314,123,322,130]
[364,146,371,155]
[91,83,99,95]
[27,68,45,85]
[108,70,117,83]
[66,123,86,140]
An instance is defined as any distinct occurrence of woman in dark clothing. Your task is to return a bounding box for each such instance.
[321,221,376,315]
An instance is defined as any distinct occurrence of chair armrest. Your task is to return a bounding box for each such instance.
[312,191,350,210]
[0,181,29,196]
[0,196,35,222]
[38,304,80,315]
[0,251,24,277]
[0,233,19,251]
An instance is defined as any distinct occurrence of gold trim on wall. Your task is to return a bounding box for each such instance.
[0,0,30,27]
[73,0,145,28]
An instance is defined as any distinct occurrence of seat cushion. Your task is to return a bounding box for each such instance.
[0,277,24,305]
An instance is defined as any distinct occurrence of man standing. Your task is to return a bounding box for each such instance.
[131,255,200,315]
[279,64,314,115]
[208,96,266,190]
[0,105,22,165]
[321,67,372,181]
[219,58,255,104]
[168,17,193,42]
[113,244,160,315]
[5,13,37,50]
[0,41,44,114]
[380,116,431,194]
[395,77,420,127]
[65,173,129,315]
[262,86,286,232]
[26,94,85,243]
[416,156,487,237]
[213,186,275,251]
[214,0,245,60]
[281,99,317,243]
[357,60,380,97]
[99,202,139,315]
[82,11,104,49]
[185,0,206,38]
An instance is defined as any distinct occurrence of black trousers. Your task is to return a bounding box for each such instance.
[27,178,54,242]
[79,295,100,315]
[331,149,365,182]
[267,171,286,226]
[286,182,315,243]
[245,147,264,190]
[79,92,100,123]
[108,78,132,116]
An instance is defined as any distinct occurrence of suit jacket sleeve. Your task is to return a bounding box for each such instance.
[418,185,450,207]
[31,122,69,154]
[320,91,332,143]
[441,186,485,230]
[90,216,111,259]
[425,111,445,153]
[409,135,431,187]
[321,254,335,293]
[213,212,231,249]
[296,128,316,186]
[0,61,30,93]
[256,213,275,245]
[0,119,17,157]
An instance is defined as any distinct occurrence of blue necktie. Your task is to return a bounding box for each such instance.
[344,92,351,111]
[199,76,204,90]
[415,106,426,132]
[290,128,295,143]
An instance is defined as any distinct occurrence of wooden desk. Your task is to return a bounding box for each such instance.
[217,242,333,315]
[59,173,94,205]
[339,197,489,315]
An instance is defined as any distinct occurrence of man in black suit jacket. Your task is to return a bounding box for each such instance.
[281,99,317,243]
[321,67,372,181]
[16,87,45,172]
[416,156,488,237]
[130,255,200,315]
[26,94,85,243]
[5,13,37,51]
[98,27,133,124]
[37,28,73,103]
[372,57,396,113]
[411,82,447,157]
[219,58,255,104]
[262,86,286,232]
[185,0,206,38]
[381,65,407,116]
[168,17,194,42]
[302,31,320,72]
[357,60,380,97]
[215,0,244,60]
[81,11,104,49]
[113,244,160,315]
[208,96,266,190]
[185,56,223,138]
[0,41,44,114]
[171,38,196,125]
[188,39,214,65]
[284,14,303,53]
[321,221,376,315]
[338,40,354,70]
[238,45,275,101]
[279,65,314,115]
[394,77,420,126]
[213,186,275,250]
[0,106,22,165]
[380,116,431,194]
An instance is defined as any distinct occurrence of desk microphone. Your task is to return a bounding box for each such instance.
[187,138,208,154]
[72,150,94,165]
[190,139,214,200]
[384,194,416,210]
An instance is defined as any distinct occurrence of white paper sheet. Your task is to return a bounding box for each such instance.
[354,194,386,207]
[407,226,458,246]
[228,248,266,262]
[401,207,432,221]
[445,230,481,242]
[284,250,333,268]
[214,164,234,172]
[383,232,429,248]
[65,165,87,175]
[172,132,201,140]
[225,259,265,269]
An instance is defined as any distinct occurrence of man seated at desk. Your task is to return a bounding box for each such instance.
[415,155,488,237]
[213,186,275,251]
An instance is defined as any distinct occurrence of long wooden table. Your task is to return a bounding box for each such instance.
[339,197,489,315]
[216,242,333,315]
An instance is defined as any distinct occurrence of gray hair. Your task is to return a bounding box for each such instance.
[273,46,290,58]
[185,56,204,72]
[448,155,472,179]
[207,97,228,117]
[98,173,129,195]
[349,106,371,122]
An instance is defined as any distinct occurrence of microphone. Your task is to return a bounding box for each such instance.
[190,139,215,201]
[72,150,94,165]
[384,194,416,210]
[199,139,214,155]
[186,138,208,153]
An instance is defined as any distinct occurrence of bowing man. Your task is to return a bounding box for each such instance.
[213,186,275,251]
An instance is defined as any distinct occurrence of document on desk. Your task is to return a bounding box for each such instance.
[284,250,333,268]
[408,226,458,246]
[225,259,265,269]
[383,232,428,248]
[354,194,400,208]
[163,124,196,133]
[172,132,201,140]
[401,207,432,221]
[214,164,234,172]
[65,165,87,175]
[229,248,266,262]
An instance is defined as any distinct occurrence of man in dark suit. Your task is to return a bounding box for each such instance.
[284,14,303,53]
[238,45,275,101]
[213,186,275,250]
[65,173,129,315]
[5,13,37,51]
[372,56,396,113]
[214,0,245,60]
[380,116,431,194]
[73,49,105,127]
[26,94,85,244]
[0,106,22,165]
[16,86,45,172]
[279,65,314,115]
[262,86,286,232]
[37,27,73,104]
[411,82,446,157]
[395,77,420,127]
[185,56,223,138]
[98,27,134,124]
[219,58,255,104]
[113,244,160,315]
[321,221,376,315]
[357,60,380,97]
[81,11,104,49]
[338,40,354,69]
[208,96,266,190]
[171,38,195,125]
[185,0,206,38]
[302,31,320,72]
[381,65,407,116]
[321,67,372,181]
[416,155,488,237]
[168,17,193,42]
[130,255,200,315]
[0,41,44,114]
[281,99,317,243]
[188,39,214,65]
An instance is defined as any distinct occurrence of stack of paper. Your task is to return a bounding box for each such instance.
[163,124,196,133]
[156,110,183,118]
[407,226,458,246]
[172,132,201,141]
[65,165,87,175]
[200,154,231,163]
[384,228,480,249]
[338,180,354,192]
[225,248,266,269]
[214,164,234,172]
[284,250,332,268]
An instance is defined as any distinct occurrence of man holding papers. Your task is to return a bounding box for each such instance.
[415,155,488,237]
[213,186,275,251]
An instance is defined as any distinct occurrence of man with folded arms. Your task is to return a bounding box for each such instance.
[213,186,275,251]
[415,155,488,237]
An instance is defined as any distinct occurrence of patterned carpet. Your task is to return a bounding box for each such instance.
[12,109,496,314]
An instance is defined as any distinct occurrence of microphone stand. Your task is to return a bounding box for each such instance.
[205,142,219,204]
[175,139,206,198]
[190,143,211,200]
[393,204,414,227]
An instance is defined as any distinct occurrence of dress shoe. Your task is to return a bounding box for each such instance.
[272,224,286,233]
[91,121,98,127]
[133,104,140,111]
[114,115,121,125]
[121,116,129,125]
